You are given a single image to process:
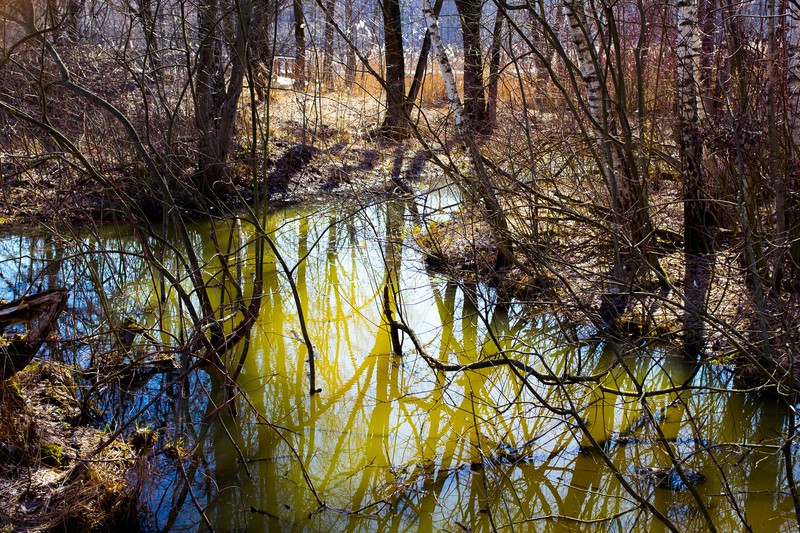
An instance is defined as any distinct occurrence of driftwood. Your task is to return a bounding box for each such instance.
[0,289,68,379]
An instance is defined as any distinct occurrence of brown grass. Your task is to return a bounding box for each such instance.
[0,361,138,532]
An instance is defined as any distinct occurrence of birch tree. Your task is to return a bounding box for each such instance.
[787,0,800,278]
[406,0,444,108]
[676,0,713,352]
[562,0,666,322]
[421,0,514,267]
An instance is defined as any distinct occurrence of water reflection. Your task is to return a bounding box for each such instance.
[0,197,796,532]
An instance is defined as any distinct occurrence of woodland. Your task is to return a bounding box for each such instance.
[0,0,799,529]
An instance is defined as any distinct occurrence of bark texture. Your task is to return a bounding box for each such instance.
[381,0,407,136]
[454,0,487,130]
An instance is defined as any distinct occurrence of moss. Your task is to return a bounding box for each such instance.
[0,377,24,411]
[39,442,63,467]
[164,442,186,460]
[652,319,681,340]
[4,377,22,399]
[17,362,46,381]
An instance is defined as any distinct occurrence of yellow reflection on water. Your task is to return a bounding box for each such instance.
[137,201,798,532]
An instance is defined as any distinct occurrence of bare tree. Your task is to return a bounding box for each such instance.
[293,0,307,89]
[406,0,444,108]
[422,0,514,268]
[486,6,504,128]
[562,0,666,324]
[344,0,356,88]
[381,0,407,136]
[323,0,336,85]
[194,0,267,201]
[787,0,800,282]
[454,0,488,131]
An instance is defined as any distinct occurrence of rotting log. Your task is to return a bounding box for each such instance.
[0,289,68,379]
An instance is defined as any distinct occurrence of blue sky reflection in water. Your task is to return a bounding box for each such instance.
[0,197,795,532]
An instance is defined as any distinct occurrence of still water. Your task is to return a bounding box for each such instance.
[0,196,796,532]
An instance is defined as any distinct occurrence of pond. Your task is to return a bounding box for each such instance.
[0,194,796,532]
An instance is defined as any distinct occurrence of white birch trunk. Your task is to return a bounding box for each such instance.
[563,0,603,127]
[676,0,702,127]
[421,1,466,135]
[677,0,711,255]
[563,0,672,319]
[421,0,513,266]
[562,0,631,216]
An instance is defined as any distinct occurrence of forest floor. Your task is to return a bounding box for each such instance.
[0,87,442,226]
[0,362,139,531]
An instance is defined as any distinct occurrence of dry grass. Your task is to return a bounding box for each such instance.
[0,361,138,532]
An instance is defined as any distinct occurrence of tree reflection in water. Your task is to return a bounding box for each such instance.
[0,198,795,532]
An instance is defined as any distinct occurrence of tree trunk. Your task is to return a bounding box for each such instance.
[323,0,336,85]
[789,1,800,150]
[421,0,515,269]
[564,0,632,321]
[677,0,713,354]
[381,0,407,137]
[344,0,356,88]
[293,0,307,89]
[454,0,487,131]
[194,0,251,201]
[787,0,800,281]
[249,0,274,69]
[406,0,444,108]
[138,0,162,84]
[563,0,621,202]
[677,0,712,256]
[195,0,224,197]
[486,8,504,128]
[563,0,667,325]
[64,0,82,41]
[768,0,781,290]
[0,289,69,379]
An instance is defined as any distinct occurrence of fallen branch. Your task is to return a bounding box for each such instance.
[0,289,68,379]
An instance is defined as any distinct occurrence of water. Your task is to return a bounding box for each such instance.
[0,196,796,532]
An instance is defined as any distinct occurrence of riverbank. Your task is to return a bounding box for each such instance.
[0,361,138,531]
[1,86,791,385]
[0,91,439,226]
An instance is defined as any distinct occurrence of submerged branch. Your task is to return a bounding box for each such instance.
[390,320,605,385]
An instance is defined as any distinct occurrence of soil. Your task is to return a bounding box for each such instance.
[0,361,138,532]
[0,90,442,226]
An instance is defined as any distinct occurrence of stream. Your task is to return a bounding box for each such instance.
[0,194,796,532]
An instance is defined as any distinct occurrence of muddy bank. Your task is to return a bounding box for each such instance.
[0,361,139,532]
[0,94,440,227]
